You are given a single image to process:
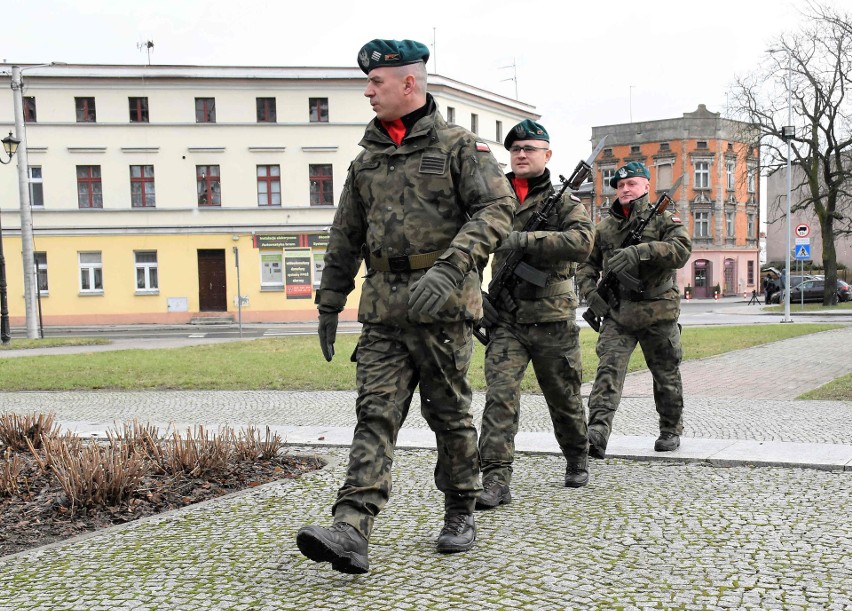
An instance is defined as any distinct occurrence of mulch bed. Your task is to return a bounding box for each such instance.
[1,451,323,558]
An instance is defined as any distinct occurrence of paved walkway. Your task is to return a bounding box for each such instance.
[1,325,851,608]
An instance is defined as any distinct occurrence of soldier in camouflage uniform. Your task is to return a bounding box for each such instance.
[576,161,692,458]
[476,120,595,510]
[296,39,515,574]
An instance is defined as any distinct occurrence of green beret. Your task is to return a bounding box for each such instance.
[357,39,430,74]
[610,161,650,188]
[504,119,549,149]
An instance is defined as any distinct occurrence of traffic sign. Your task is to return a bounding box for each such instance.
[794,244,811,260]
[795,237,810,246]
[795,223,810,238]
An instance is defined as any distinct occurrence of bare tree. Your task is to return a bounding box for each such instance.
[728,1,852,305]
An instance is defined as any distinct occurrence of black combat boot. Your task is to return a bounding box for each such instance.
[475,478,511,510]
[296,522,369,574]
[564,456,589,488]
[654,432,680,452]
[588,428,607,459]
[436,513,476,553]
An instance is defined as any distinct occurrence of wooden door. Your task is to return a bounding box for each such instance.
[198,249,227,312]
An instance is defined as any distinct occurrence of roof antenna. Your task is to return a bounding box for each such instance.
[137,40,154,66]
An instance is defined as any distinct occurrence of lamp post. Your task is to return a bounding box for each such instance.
[768,48,795,324]
[0,131,21,345]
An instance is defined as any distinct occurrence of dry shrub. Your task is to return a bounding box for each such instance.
[0,412,61,451]
[232,426,284,461]
[163,425,231,477]
[1,448,25,496]
[50,439,150,511]
[107,420,164,465]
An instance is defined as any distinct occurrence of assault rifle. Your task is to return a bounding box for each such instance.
[473,136,608,345]
[582,175,684,333]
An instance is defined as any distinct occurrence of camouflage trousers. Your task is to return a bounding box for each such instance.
[332,321,481,540]
[587,317,684,442]
[479,319,586,486]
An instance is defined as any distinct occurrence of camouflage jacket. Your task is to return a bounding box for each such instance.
[576,193,692,328]
[491,169,595,323]
[317,96,516,327]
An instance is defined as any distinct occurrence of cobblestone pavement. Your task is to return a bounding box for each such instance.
[1,327,851,609]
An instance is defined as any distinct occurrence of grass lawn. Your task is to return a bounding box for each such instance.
[798,372,852,401]
[762,301,852,313]
[0,338,110,350]
[0,323,840,393]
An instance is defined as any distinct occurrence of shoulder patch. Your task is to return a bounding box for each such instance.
[475,141,491,152]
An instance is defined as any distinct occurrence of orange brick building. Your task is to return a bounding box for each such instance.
[584,105,761,299]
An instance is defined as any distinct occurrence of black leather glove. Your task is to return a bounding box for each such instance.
[481,291,499,328]
[585,290,610,317]
[408,262,465,317]
[317,310,339,362]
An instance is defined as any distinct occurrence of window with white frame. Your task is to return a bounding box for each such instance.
[694,210,710,238]
[35,252,48,293]
[602,168,615,193]
[694,160,710,189]
[446,107,455,123]
[470,113,478,134]
[135,251,158,291]
[747,166,756,193]
[726,211,735,237]
[495,120,502,143]
[726,160,735,190]
[79,252,103,293]
[260,252,284,287]
[656,163,673,190]
[29,166,44,207]
[748,213,755,238]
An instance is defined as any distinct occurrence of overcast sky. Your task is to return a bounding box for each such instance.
[2,0,837,169]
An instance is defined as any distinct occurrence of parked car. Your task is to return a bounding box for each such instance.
[767,275,819,304]
[776,279,851,304]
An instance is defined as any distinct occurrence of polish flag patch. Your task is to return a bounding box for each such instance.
[475,141,491,152]
[671,216,681,223]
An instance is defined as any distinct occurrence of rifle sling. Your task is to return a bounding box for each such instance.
[511,279,574,299]
[369,250,442,273]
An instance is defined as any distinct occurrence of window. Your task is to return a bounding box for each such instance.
[79,252,103,292]
[446,106,455,123]
[726,160,735,190]
[309,97,328,123]
[76,165,103,208]
[495,121,502,144]
[659,142,670,152]
[256,97,277,123]
[747,260,755,285]
[129,97,149,123]
[135,251,159,291]
[75,97,96,122]
[261,253,284,287]
[630,145,641,154]
[35,252,48,293]
[696,141,708,149]
[257,165,281,206]
[130,165,155,208]
[470,113,478,134]
[196,165,221,206]
[694,160,710,189]
[694,210,710,238]
[29,166,44,207]
[657,164,673,190]
[747,166,756,193]
[748,213,756,238]
[602,168,615,193]
[726,211,735,237]
[195,97,216,123]
[24,97,37,123]
[309,164,334,205]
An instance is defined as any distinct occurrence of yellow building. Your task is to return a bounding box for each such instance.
[0,64,538,325]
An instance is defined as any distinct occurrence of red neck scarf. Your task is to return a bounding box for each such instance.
[381,119,406,146]
[511,177,529,204]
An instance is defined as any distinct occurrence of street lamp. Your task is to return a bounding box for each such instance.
[0,131,21,345]
[768,48,795,324]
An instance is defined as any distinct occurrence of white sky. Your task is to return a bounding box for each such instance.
[2,0,836,170]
